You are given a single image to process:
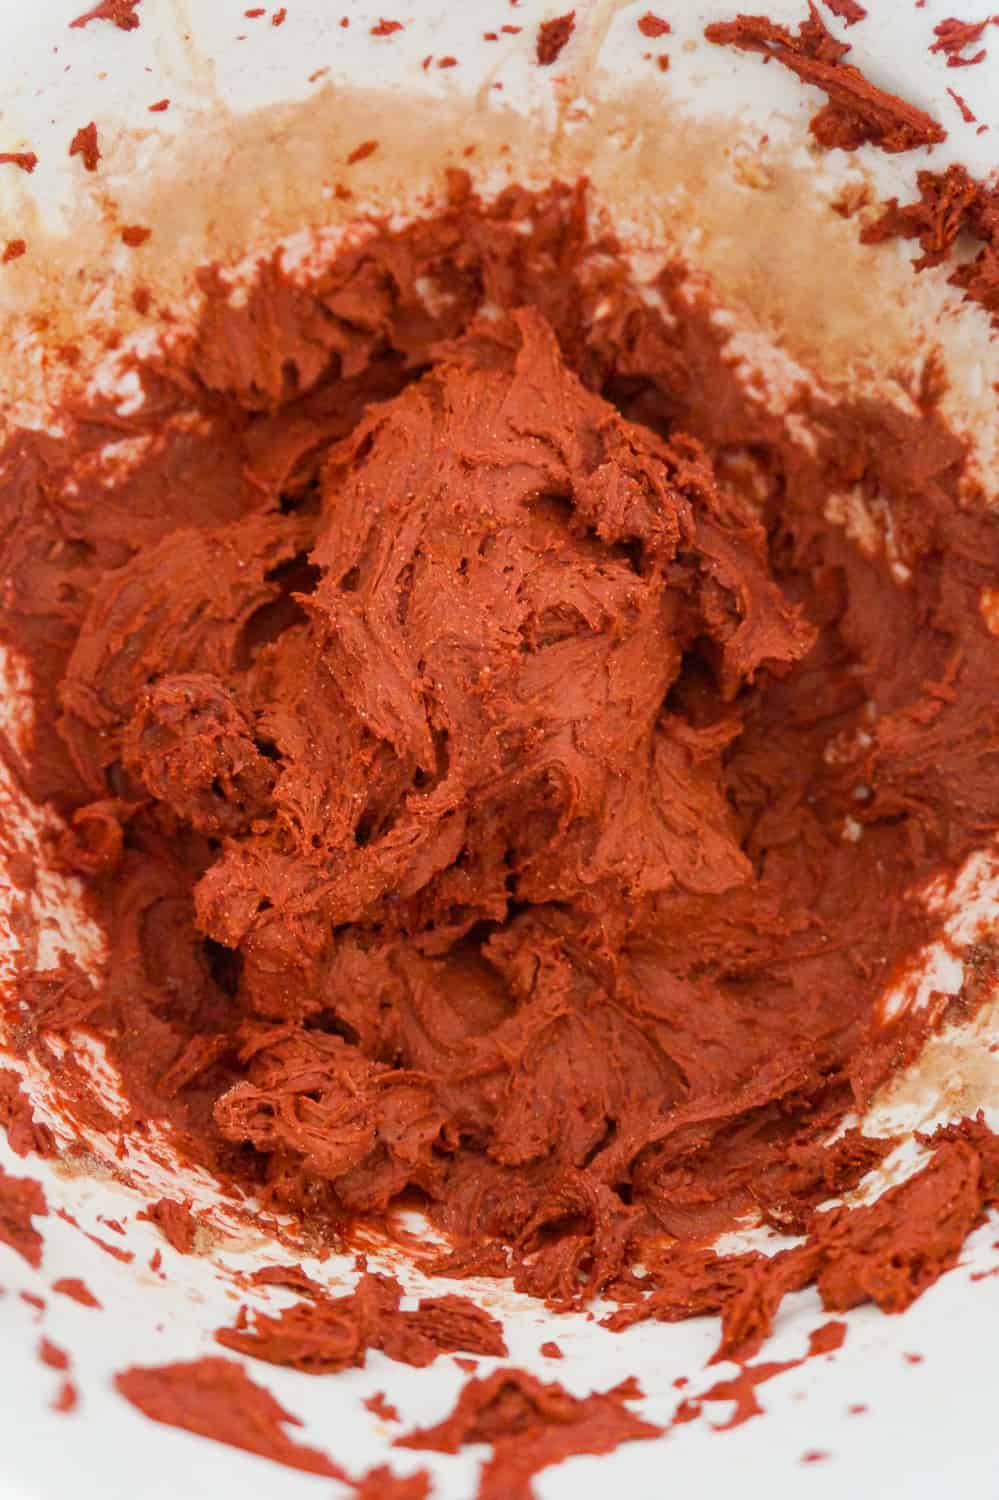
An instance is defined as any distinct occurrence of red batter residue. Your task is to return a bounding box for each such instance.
[820,0,867,23]
[247,1263,328,1296]
[52,1276,101,1309]
[347,140,379,164]
[2,239,26,263]
[397,1369,660,1500]
[536,11,575,64]
[930,15,994,67]
[706,6,945,151]
[356,1470,431,1500]
[0,153,37,173]
[808,1320,847,1356]
[139,1197,197,1253]
[52,1380,79,1413]
[115,1357,344,1477]
[69,122,101,172]
[216,1270,507,1373]
[0,1166,47,1268]
[637,12,670,37]
[365,1390,401,1422]
[861,163,999,325]
[57,1210,134,1265]
[947,87,977,123]
[698,1359,798,1430]
[0,1069,55,1158]
[354,1471,430,1500]
[70,0,141,30]
[666,1318,845,1433]
[115,1355,427,1491]
[38,1336,71,1371]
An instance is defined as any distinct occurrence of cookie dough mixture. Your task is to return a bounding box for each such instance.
[4,177,999,1302]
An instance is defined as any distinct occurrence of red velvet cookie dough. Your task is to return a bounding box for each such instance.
[3,175,999,1328]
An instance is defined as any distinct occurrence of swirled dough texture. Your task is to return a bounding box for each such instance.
[5,180,999,1306]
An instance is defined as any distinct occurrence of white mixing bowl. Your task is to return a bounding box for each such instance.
[1,4,998,1498]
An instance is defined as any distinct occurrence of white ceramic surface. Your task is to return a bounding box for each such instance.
[2,3,999,1498]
